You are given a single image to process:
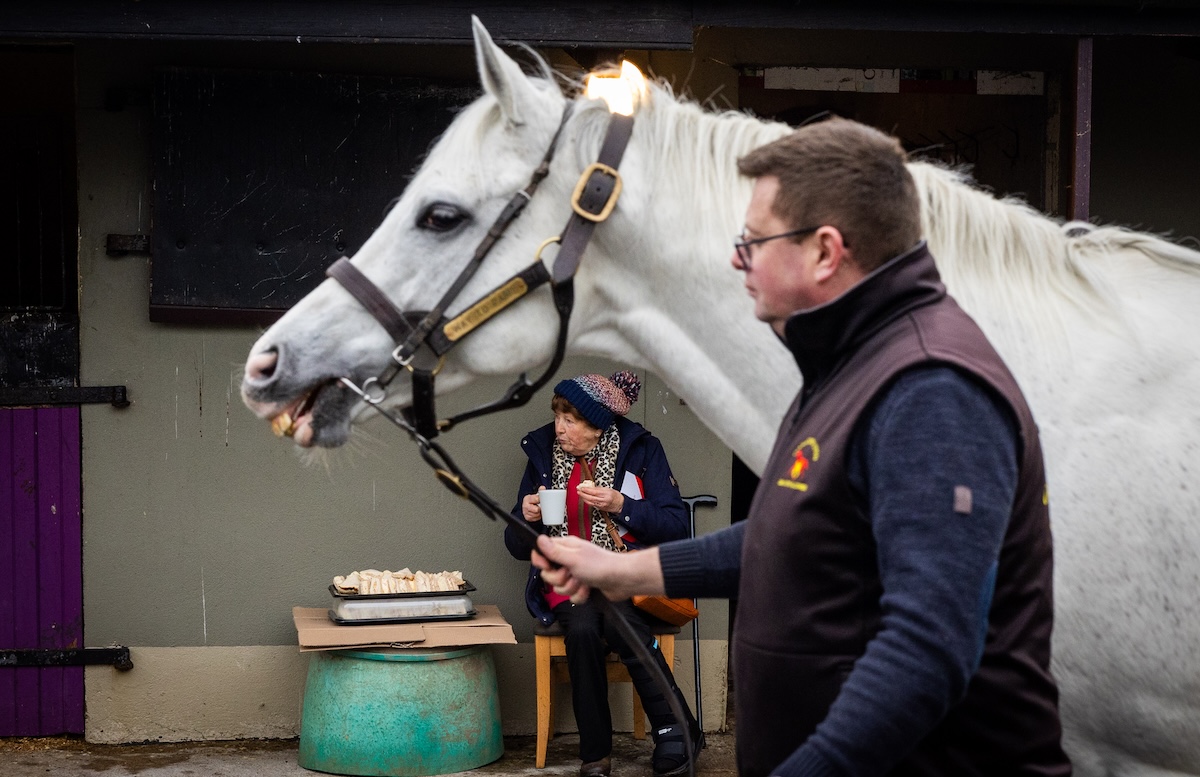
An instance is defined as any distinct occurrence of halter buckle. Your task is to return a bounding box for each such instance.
[433,468,469,498]
[391,347,446,377]
[571,162,622,223]
[418,354,446,377]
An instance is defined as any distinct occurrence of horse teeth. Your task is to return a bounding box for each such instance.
[271,411,295,437]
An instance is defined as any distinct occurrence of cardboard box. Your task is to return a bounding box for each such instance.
[293,604,516,652]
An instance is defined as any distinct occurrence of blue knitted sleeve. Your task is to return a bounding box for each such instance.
[775,365,1019,777]
[657,520,745,599]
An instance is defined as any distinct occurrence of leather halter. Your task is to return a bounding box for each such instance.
[328,104,634,439]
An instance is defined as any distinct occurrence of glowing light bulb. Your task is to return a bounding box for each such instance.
[584,60,648,116]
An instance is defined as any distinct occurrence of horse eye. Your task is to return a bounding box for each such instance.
[417,203,468,233]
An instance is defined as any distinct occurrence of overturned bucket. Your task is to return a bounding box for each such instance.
[299,645,503,776]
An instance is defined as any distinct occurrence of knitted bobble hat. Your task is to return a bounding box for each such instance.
[554,370,642,430]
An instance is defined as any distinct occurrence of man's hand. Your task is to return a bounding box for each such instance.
[533,534,666,603]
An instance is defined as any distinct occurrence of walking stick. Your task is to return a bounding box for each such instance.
[681,494,718,732]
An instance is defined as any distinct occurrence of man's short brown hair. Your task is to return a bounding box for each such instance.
[737,118,921,271]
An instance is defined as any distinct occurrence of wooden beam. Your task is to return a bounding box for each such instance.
[0,1,695,49]
[694,1,1200,36]
[1070,37,1093,222]
[6,1,1200,43]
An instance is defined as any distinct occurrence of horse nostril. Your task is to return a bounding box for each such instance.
[246,349,279,383]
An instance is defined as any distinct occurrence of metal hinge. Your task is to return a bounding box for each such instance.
[0,386,130,408]
[106,234,150,257]
[0,647,133,671]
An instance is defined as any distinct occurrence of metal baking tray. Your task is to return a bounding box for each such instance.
[328,580,476,600]
[326,609,479,626]
[327,593,477,625]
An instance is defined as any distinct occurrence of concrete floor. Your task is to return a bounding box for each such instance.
[0,731,737,777]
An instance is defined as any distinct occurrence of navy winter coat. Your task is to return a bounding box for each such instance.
[504,416,689,625]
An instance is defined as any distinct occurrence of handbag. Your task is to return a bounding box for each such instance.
[604,515,698,625]
[630,593,699,626]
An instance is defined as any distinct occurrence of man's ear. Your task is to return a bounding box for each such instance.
[812,226,851,283]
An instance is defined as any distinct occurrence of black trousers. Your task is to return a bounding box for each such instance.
[552,598,693,762]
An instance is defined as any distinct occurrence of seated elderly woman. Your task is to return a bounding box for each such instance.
[504,370,702,777]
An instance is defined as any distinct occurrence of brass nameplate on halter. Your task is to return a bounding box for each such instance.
[443,277,530,342]
[571,162,622,223]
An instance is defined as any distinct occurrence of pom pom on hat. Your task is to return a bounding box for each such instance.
[554,370,642,430]
[608,370,641,405]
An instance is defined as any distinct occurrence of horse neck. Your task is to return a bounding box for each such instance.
[568,95,797,473]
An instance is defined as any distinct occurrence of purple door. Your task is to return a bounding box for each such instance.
[0,406,84,735]
[0,45,82,735]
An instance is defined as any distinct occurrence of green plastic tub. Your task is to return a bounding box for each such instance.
[298,645,503,776]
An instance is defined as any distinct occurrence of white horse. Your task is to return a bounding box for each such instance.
[242,18,1200,776]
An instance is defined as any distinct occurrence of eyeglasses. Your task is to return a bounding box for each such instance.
[734,226,820,269]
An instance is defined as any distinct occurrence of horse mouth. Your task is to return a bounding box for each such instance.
[264,379,350,448]
[270,389,320,439]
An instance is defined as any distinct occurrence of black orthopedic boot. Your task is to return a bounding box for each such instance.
[622,649,704,777]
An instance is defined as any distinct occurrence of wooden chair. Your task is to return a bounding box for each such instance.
[534,619,681,768]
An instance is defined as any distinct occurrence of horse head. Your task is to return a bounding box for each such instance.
[241,18,642,448]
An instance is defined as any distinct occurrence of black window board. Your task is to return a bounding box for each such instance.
[150,67,478,325]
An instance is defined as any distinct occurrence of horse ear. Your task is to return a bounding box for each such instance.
[471,16,532,127]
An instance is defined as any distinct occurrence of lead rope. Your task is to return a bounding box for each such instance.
[340,384,697,777]
[580,456,696,767]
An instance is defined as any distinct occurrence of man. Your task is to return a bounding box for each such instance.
[534,118,1072,776]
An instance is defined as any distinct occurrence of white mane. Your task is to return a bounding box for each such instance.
[912,161,1200,342]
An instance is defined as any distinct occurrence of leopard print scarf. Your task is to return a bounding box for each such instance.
[548,425,625,552]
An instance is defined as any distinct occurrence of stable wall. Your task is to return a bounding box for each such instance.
[1090,36,1200,238]
[72,26,1198,744]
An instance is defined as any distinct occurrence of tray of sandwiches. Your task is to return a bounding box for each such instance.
[327,567,477,625]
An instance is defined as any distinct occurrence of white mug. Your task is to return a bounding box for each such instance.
[539,489,567,526]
